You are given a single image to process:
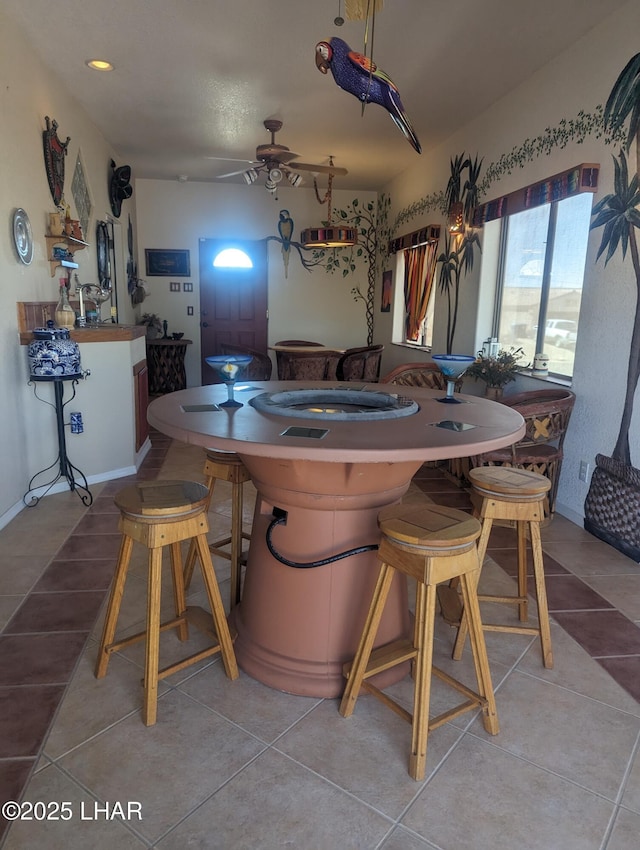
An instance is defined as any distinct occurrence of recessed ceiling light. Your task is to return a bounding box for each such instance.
[86,59,114,71]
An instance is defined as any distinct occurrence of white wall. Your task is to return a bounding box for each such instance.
[0,11,136,524]
[379,0,640,524]
[133,180,376,388]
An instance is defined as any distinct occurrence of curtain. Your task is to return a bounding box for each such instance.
[403,241,438,341]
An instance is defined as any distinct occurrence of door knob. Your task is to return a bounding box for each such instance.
[201,321,209,328]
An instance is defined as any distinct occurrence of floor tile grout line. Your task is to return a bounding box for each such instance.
[463,725,631,806]
[3,452,639,848]
[513,665,640,719]
[30,758,155,848]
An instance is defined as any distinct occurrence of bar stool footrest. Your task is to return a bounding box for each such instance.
[105,614,188,657]
[208,538,250,565]
[478,593,528,607]
[343,638,417,680]
[481,622,540,636]
[157,644,223,681]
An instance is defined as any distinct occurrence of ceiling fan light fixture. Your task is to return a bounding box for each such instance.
[243,168,258,185]
[300,226,358,249]
[269,168,283,184]
[287,172,302,187]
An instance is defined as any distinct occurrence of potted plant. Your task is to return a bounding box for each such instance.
[136,312,163,339]
[466,346,526,399]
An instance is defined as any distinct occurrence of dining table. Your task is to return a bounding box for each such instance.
[147,380,525,697]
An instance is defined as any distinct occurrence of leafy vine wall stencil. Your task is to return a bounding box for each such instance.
[268,196,389,345]
[267,100,627,348]
[394,104,626,232]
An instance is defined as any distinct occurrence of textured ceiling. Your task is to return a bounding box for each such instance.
[3,0,628,190]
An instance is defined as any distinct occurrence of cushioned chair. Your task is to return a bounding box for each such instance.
[380,361,463,392]
[336,345,384,382]
[274,340,326,379]
[220,342,273,380]
[277,348,340,380]
[470,388,576,516]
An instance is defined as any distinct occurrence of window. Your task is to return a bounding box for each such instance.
[494,191,592,378]
[213,247,253,268]
[390,235,439,349]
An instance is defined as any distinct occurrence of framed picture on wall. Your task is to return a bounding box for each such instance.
[381,270,392,312]
[145,249,191,277]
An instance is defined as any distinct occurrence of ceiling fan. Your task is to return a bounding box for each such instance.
[212,119,347,192]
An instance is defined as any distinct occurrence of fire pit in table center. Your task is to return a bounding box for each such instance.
[249,387,419,421]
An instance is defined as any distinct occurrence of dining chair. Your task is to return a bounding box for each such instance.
[274,340,326,379]
[277,348,341,380]
[219,342,273,380]
[469,388,576,516]
[336,345,384,382]
[380,361,463,392]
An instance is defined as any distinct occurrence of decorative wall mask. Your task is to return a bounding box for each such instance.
[109,159,133,217]
[42,116,70,207]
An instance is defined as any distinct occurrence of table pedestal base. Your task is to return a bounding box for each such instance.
[232,457,418,697]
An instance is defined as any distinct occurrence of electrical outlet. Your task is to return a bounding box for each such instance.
[187,306,194,316]
[579,460,589,482]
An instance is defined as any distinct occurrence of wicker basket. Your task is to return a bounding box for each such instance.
[584,454,640,562]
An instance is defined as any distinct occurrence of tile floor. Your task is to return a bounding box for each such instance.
[1,434,640,849]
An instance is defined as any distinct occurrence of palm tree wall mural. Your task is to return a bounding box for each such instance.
[437,154,482,354]
[584,53,640,561]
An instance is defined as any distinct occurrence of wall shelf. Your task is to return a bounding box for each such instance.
[45,233,89,277]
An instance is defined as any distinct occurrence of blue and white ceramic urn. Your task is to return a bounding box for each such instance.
[28,326,82,379]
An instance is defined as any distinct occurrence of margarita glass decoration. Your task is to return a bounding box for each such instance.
[431,354,476,403]
[205,354,253,408]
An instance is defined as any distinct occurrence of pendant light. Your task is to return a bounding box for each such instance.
[300,165,358,249]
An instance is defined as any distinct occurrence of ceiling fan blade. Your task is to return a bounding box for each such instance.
[215,168,252,179]
[205,156,257,163]
[289,162,348,176]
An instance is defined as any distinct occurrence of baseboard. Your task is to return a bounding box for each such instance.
[0,461,144,532]
[554,501,583,528]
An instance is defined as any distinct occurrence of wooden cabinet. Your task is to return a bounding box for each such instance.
[133,359,149,451]
[146,339,192,394]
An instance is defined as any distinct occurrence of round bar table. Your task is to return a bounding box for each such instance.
[148,381,525,697]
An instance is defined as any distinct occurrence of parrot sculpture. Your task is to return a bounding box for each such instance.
[278,209,294,278]
[315,37,421,154]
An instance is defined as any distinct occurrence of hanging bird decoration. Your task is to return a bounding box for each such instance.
[278,209,294,278]
[315,37,421,153]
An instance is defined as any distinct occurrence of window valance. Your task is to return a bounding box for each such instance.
[472,163,599,227]
[388,225,440,254]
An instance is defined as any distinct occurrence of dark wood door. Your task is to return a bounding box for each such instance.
[199,239,268,385]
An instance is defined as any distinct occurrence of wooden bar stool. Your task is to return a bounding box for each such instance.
[95,480,238,726]
[339,503,499,781]
[183,449,251,608]
[452,466,553,668]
